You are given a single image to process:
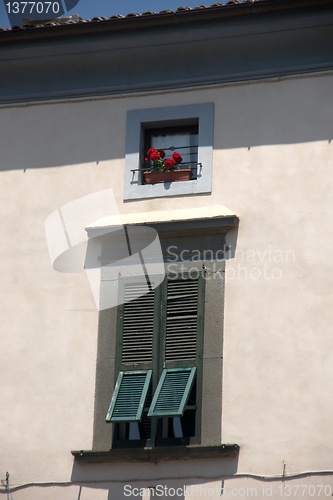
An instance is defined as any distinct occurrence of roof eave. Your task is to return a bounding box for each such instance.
[1,0,332,42]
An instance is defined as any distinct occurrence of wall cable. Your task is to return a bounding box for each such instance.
[1,470,333,494]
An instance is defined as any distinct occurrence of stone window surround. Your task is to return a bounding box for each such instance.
[84,215,239,459]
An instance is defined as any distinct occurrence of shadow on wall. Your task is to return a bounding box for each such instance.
[0,74,332,172]
[71,455,239,499]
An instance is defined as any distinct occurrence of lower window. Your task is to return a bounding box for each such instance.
[106,274,204,448]
[92,217,237,451]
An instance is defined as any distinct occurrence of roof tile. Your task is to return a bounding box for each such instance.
[0,1,262,32]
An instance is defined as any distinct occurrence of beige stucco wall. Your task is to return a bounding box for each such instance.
[0,71,333,498]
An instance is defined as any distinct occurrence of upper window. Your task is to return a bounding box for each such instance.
[124,103,214,200]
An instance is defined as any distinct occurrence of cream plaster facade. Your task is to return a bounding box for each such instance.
[1,29,333,500]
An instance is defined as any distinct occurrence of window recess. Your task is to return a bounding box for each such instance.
[136,123,201,184]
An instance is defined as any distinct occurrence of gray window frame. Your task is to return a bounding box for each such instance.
[123,103,214,200]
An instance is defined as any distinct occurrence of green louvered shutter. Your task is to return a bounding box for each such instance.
[106,370,152,422]
[148,367,196,417]
[165,279,199,362]
[121,283,155,365]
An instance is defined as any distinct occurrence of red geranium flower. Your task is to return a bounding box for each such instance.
[145,147,183,172]
[147,147,156,157]
[150,151,161,161]
[172,151,182,164]
[164,158,176,169]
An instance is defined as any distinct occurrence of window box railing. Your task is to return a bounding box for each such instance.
[130,162,202,185]
[130,143,202,185]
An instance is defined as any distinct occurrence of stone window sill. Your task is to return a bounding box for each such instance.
[72,444,239,463]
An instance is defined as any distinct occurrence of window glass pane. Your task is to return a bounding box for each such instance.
[150,131,198,170]
[151,132,190,151]
[173,417,183,438]
[128,422,141,440]
[144,124,199,182]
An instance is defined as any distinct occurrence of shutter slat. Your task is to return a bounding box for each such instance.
[165,279,199,361]
[106,370,152,422]
[121,283,154,364]
[148,367,196,417]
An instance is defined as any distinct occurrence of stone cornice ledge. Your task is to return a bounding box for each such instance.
[72,445,239,463]
[85,205,239,239]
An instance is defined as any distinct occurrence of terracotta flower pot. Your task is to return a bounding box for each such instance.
[144,169,192,185]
